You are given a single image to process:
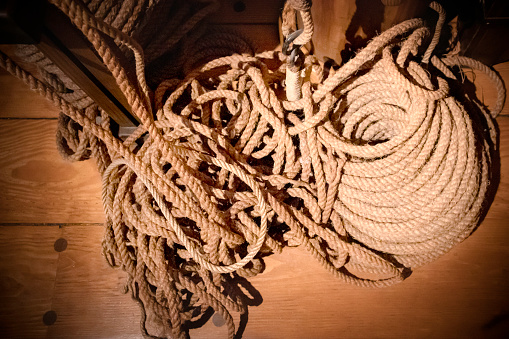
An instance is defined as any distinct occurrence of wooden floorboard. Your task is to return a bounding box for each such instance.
[468,62,509,117]
[209,0,284,24]
[48,225,141,339]
[2,157,509,339]
[0,117,507,338]
[0,42,508,338]
[494,62,509,116]
[0,68,60,119]
[0,226,61,338]
[211,24,280,53]
[0,120,104,224]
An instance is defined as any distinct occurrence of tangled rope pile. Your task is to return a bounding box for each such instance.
[14,0,253,111]
[0,0,505,337]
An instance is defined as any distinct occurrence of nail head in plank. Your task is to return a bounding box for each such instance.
[0,226,61,338]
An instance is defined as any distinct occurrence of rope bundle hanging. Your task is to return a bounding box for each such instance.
[0,0,505,337]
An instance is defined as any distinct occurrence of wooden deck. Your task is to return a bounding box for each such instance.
[1,18,509,339]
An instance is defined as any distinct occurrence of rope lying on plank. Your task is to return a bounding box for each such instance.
[0,0,504,337]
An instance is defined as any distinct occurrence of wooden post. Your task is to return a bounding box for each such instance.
[310,0,429,64]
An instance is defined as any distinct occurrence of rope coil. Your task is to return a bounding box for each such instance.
[0,1,504,337]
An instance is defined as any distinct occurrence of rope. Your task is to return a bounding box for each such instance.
[0,1,504,338]
[422,1,446,64]
[282,0,314,101]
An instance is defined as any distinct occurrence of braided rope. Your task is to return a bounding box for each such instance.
[0,1,505,337]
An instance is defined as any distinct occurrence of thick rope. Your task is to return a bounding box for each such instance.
[282,0,314,101]
[0,1,504,338]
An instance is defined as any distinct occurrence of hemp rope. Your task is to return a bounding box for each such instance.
[15,0,252,111]
[0,0,504,337]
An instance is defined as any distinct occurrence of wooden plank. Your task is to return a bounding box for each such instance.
[236,116,509,338]
[310,0,357,63]
[0,226,61,338]
[52,117,509,338]
[487,62,509,116]
[48,225,141,338]
[0,68,60,118]
[32,117,509,338]
[1,190,508,339]
[1,0,137,127]
[211,24,280,53]
[0,122,505,338]
[381,0,430,32]
[494,62,509,115]
[0,120,105,224]
[310,0,427,63]
[464,62,509,117]
[35,3,138,127]
[210,0,284,24]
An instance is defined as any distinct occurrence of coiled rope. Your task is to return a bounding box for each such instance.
[0,0,504,337]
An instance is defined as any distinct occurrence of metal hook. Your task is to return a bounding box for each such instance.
[282,29,303,56]
[288,47,303,69]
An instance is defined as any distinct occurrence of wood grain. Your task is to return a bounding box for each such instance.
[0,120,104,224]
[0,15,508,338]
[211,24,280,53]
[0,68,60,119]
[209,0,285,24]
[2,117,505,338]
[310,0,426,63]
[473,62,509,117]
[0,226,61,338]
[495,62,509,116]
[310,0,357,63]
[212,116,509,338]
[48,225,141,339]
